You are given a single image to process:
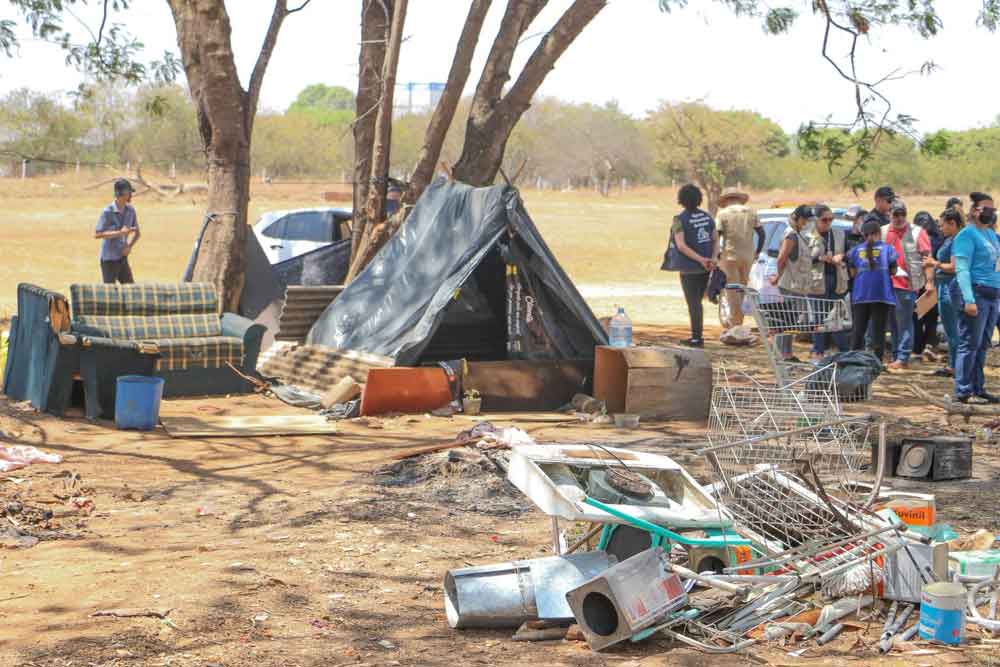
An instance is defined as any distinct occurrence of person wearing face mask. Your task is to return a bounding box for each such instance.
[923,209,964,377]
[808,204,850,361]
[882,199,933,370]
[768,205,822,361]
[950,192,1000,403]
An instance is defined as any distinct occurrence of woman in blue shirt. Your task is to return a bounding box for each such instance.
[950,203,1000,403]
[923,209,963,377]
[847,220,897,361]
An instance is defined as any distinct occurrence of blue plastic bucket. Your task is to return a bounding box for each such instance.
[919,581,966,645]
[114,375,164,431]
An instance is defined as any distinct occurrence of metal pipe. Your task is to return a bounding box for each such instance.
[816,623,844,645]
[551,516,561,555]
[666,563,751,598]
[582,496,751,547]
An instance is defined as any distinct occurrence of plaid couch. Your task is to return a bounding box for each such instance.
[69,283,265,396]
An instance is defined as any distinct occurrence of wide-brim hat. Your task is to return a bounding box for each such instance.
[719,187,749,205]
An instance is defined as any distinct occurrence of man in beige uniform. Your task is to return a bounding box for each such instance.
[716,187,761,327]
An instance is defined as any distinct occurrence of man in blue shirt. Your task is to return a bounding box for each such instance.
[950,194,1000,402]
[94,178,141,284]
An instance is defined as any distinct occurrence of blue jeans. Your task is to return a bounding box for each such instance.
[811,290,851,356]
[937,279,959,370]
[952,282,1000,397]
[889,288,916,362]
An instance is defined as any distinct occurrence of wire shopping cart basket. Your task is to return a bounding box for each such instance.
[744,288,852,386]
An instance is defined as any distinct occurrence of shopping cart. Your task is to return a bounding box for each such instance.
[743,287,852,387]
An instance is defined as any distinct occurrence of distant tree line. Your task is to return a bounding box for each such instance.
[3,82,1000,199]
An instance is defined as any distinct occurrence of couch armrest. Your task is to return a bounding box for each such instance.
[221,313,266,372]
[79,336,160,356]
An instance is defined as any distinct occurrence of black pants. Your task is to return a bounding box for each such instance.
[100,258,134,284]
[680,272,711,341]
[852,302,891,360]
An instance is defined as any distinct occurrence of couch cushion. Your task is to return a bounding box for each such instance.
[71,283,219,318]
[75,313,222,339]
[152,337,244,371]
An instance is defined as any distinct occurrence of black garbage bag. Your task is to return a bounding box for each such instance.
[817,350,884,402]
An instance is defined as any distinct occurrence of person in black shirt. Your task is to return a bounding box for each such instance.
[865,185,894,229]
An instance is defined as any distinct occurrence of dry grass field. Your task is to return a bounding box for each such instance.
[0,171,951,326]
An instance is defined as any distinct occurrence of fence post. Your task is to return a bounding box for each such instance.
[170,162,176,179]
[75,160,80,176]
[21,159,27,179]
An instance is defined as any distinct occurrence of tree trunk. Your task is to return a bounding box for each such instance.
[167,0,297,311]
[346,0,407,284]
[351,0,392,260]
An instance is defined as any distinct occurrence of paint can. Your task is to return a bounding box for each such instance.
[918,581,966,645]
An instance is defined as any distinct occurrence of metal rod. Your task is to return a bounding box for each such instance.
[697,415,873,455]
[582,496,751,547]
[816,622,844,645]
[564,523,603,556]
[550,516,561,555]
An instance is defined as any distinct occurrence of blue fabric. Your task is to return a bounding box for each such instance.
[811,288,850,355]
[953,225,1000,304]
[937,281,959,370]
[935,237,955,284]
[890,287,916,362]
[952,281,1000,396]
[849,241,898,305]
[95,202,139,261]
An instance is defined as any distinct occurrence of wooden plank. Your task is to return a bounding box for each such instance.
[360,367,452,416]
[163,414,338,437]
[464,360,593,412]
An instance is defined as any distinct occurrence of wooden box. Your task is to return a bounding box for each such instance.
[593,346,712,420]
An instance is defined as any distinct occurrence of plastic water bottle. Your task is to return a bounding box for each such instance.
[609,307,633,348]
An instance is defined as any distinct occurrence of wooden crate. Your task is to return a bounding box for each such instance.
[593,346,712,420]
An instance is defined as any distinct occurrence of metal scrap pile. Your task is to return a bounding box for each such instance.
[441,366,1000,658]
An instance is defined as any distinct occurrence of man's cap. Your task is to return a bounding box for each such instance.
[914,211,934,227]
[946,196,962,209]
[114,178,135,196]
[891,198,907,213]
[861,220,882,237]
[719,187,749,205]
[875,186,895,201]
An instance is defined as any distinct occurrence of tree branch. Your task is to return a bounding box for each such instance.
[405,0,493,204]
[471,0,547,115]
[502,0,607,116]
[287,0,313,14]
[247,0,291,125]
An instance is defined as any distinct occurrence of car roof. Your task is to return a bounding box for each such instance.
[254,207,353,226]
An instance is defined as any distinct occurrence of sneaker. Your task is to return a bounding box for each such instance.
[932,368,954,378]
[784,356,803,364]
[681,338,704,348]
[955,394,973,404]
[977,392,1000,404]
[887,360,909,371]
[957,394,988,404]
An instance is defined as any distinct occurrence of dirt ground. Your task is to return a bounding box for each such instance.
[2,325,1000,666]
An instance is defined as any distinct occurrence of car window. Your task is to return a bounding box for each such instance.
[281,211,333,242]
[261,219,286,239]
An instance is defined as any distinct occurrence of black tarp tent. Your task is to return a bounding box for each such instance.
[306,179,607,366]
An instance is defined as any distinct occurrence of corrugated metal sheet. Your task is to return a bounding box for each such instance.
[275,285,345,343]
[258,343,392,395]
